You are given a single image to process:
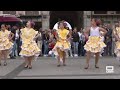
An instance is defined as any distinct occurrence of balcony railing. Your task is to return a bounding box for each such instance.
[25,11,39,16]
[92,11,120,15]
[3,11,16,15]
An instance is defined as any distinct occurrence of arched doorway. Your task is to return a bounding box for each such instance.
[50,11,83,30]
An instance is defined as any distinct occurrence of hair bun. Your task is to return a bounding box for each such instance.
[31,21,35,26]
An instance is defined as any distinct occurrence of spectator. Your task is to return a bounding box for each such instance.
[78,29,86,56]
[9,26,18,59]
[104,24,113,56]
[52,29,57,39]
[36,28,43,56]
[72,27,79,57]
[48,29,55,47]
[67,28,73,57]
[42,29,50,57]
[15,25,21,56]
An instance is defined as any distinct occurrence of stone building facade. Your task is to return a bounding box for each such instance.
[0,11,120,29]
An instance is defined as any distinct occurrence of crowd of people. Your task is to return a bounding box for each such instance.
[0,18,119,69]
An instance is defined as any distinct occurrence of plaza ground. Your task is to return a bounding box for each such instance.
[0,56,120,79]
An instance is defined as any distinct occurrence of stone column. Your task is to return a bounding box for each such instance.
[41,11,50,30]
[16,11,25,15]
[0,11,3,14]
[83,11,91,28]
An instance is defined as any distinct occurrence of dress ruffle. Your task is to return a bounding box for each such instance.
[114,27,120,57]
[114,41,120,57]
[0,30,13,50]
[54,39,70,51]
[84,36,106,53]
[20,28,40,57]
[52,29,70,58]
[20,42,40,57]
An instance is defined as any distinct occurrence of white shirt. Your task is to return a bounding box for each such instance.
[90,27,100,36]
[78,32,82,40]
[15,29,19,40]
[78,32,85,42]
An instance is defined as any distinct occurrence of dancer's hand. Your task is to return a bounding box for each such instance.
[9,37,12,41]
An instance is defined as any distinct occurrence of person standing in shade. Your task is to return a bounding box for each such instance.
[36,29,42,56]
[10,26,17,59]
[104,24,113,56]
[42,29,50,57]
[78,29,86,56]
[72,27,79,57]
[15,25,21,56]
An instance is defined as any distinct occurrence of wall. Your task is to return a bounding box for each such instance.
[83,11,91,28]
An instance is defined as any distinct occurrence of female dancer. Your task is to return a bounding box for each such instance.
[114,22,120,62]
[0,24,14,66]
[53,21,71,67]
[20,21,40,69]
[84,18,107,69]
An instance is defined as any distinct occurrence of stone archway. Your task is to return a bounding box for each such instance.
[50,11,83,30]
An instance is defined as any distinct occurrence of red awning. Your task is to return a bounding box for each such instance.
[0,15,21,22]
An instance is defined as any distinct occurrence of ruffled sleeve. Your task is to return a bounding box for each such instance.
[31,29,38,37]
[66,29,69,35]
[5,30,11,37]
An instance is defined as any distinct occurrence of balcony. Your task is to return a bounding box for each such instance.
[25,11,39,16]
[92,11,120,16]
[3,11,16,15]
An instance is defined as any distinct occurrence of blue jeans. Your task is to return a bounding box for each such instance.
[43,40,49,55]
[11,41,17,57]
[78,41,85,56]
[73,42,79,54]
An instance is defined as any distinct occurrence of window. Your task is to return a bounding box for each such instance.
[94,11,107,14]
[116,11,120,14]
[104,21,111,24]
[25,11,39,16]
[114,21,118,23]
[3,11,16,15]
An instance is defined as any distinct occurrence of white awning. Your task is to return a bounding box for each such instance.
[53,21,72,30]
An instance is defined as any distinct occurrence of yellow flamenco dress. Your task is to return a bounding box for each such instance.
[53,29,70,56]
[20,27,40,57]
[114,27,120,57]
[84,36,106,53]
[0,30,13,50]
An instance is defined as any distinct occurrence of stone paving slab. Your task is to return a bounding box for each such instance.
[17,57,120,78]
[0,57,120,79]
[0,60,23,76]
[14,76,120,79]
